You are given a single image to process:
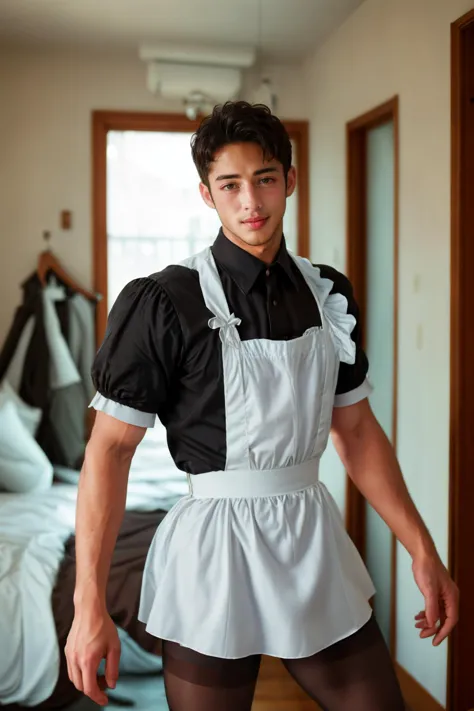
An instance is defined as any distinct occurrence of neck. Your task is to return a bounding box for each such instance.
[221,225,283,265]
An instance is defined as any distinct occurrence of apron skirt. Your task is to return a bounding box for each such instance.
[138,458,375,659]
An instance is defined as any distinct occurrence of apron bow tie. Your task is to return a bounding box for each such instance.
[208,314,242,347]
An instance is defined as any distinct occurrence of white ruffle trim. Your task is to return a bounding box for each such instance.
[310,265,357,365]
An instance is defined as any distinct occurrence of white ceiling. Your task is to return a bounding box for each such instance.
[0,0,364,63]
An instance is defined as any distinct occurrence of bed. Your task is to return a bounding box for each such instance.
[0,430,188,709]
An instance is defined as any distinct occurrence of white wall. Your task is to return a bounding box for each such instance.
[0,47,308,341]
[304,0,472,705]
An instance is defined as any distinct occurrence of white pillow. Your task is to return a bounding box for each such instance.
[0,400,53,493]
[0,380,42,437]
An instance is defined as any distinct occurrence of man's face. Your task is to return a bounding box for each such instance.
[199,142,296,254]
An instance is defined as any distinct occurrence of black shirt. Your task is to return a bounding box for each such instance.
[92,230,369,474]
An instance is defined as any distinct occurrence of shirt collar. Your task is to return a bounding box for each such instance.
[211,228,299,295]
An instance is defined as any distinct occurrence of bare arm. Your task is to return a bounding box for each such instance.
[331,399,433,559]
[331,398,459,645]
[66,411,146,705]
[74,411,146,606]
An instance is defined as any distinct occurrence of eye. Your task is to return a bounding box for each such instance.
[259,177,276,185]
[222,183,238,191]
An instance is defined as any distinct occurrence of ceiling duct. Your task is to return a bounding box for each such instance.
[139,43,256,68]
[139,43,256,118]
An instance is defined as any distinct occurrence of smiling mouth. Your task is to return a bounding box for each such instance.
[242,217,269,229]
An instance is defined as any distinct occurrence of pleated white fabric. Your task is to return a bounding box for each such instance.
[138,247,376,659]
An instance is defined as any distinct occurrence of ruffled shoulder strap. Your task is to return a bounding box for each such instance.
[290,256,356,365]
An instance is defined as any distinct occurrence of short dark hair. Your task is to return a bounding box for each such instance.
[191,101,292,188]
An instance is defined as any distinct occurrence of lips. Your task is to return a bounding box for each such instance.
[242,217,269,229]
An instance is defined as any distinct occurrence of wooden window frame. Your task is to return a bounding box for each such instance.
[92,111,309,341]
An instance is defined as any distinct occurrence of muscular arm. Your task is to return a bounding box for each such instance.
[331,398,458,645]
[331,399,434,559]
[67,411,146,704]
[74,411,146,606]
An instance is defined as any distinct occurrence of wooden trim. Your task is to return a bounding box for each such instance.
[92,110,203,134]
[92,112,108,347]
[448,16,461,711]
[345,128,367,321]
[285,120,310,260]
[345,97,399,658]
[396,663,444,711]
[92,110,310,340]
[347,98,400,133]
[448,9,474,711]
[390,96,400,658]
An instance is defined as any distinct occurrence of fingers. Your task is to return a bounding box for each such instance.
[414,611,426,628]
[65,642,107,705]
[105,644,121,689]
[433,586,459,646]
[424,589,440,629]
[69,659,84,694]
[82,658,108,706]
[65,648,73,688]
[414,602,441,637]
[419,626,438,639]
[65,639,84,694]
[414,610,437,637]
[414,582,460,646]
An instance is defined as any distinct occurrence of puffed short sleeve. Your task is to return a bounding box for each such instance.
[318,265,374,408]
[90,277,182,428]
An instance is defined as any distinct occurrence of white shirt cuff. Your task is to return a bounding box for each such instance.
[333,377,374,408]
[89,392,156,428]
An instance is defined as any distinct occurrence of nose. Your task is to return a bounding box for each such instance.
[240,183,262,212]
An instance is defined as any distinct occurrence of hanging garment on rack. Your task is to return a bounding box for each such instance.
[0,273,92,469]
[2,317,36,394]
[68,293,96,402]
[42,283,81,390]
[41,283,87,469]
[0,274,51,406]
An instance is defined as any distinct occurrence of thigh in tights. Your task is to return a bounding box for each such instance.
[282,615,406,711]
[162,616,406,711]
[162,641,261,711]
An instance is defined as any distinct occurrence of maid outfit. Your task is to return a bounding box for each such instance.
[91,230,375,660]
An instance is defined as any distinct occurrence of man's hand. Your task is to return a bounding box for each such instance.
[65,601,121,706]
[412,553,459,646]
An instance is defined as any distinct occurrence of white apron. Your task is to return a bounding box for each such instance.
[138,247,375,659]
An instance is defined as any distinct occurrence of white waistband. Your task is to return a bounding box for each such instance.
[187,458,320,499]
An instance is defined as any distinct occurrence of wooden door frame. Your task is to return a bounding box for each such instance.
[448,8,474,711]
[91,110,310,341]
[344,96,399,658]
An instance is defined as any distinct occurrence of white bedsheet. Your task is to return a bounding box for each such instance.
[0,432,187,706]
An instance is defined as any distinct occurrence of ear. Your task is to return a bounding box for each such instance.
[286,166,297,198]
[199,182,216,209]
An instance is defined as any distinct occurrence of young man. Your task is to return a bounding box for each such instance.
[66,102,458,710]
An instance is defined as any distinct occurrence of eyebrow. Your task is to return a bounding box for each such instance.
[214,167,279,181]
